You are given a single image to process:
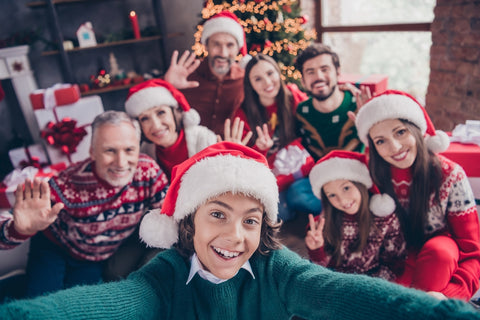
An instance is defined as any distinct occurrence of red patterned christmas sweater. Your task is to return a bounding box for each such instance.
[391,154,480,298]
[308,212,406,281]
[0,154,169,261]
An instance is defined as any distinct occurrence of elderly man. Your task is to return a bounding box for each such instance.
[165,11,248,135]
[0,111,168,298]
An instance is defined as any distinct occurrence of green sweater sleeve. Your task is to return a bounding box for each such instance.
[269,248,480,320]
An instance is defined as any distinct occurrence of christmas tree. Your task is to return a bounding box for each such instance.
[192,0,316,84]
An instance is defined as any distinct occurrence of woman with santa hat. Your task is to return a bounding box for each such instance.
[124,79,219,180]
[354,89,480,300]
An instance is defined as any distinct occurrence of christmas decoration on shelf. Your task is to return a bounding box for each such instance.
[76,22,97,48]
[193,0,316,84]
[90,67,111,89]
[129,11,141,39]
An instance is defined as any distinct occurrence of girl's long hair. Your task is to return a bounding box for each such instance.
[320,181,374,267]
[368,120,443,249]
[242,54,296,149]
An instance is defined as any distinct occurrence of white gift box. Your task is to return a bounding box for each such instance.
[34,95,104,164]
[8,143,49,169]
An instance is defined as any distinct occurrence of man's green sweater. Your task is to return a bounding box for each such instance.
[0,247,478,319]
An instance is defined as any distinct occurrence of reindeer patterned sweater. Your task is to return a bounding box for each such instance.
[0,154,169,261]
[308,212,406,281]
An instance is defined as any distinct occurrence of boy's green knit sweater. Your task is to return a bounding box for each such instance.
[0,247,478,319]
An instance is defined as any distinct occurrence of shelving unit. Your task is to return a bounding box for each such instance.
[27,0,179,95]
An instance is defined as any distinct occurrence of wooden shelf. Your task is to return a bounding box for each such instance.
[80,83,135,96]
[41,32,183,56]
[27,0,110,8]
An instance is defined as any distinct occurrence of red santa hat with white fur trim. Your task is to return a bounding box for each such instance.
[124,79,200,128]
[201,11,251,67]
[139,141,279,248]
[309,150,395,217]
[355,90,450,153]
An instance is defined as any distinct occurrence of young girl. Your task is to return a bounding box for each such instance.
[1,142,478,319]
[306,150,406,281]
[354,90,480,300]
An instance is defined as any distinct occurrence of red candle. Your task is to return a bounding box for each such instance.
[129,11,141,39]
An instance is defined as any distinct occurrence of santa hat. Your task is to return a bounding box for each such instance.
[139,141,279,248]
[355,90,450,153]
[201,11,251,67]
[124,79,200,128]
[309,150,395,217]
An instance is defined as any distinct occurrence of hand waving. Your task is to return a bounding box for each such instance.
[12,178,64,236]
[305,213,325,251]
[164,50,201,89]
[254,124,274,151]
[217,117,253,146]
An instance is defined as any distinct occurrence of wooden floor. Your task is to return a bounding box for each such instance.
[278,212,309,259]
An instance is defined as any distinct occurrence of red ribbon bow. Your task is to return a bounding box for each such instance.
[41,117,88,156]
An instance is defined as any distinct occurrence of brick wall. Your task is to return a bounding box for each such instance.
[426,0,480,131]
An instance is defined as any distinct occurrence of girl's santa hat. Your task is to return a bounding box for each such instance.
[201,11,251,67]
[355,90,450,153]
[139,141,279,248]
[125,79,200,128]
[309,150,395,217]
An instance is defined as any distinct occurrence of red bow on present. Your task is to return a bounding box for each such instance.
[19,156,41,169]
[41,117,88,155]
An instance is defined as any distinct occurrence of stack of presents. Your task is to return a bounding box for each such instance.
[1,84,104,210]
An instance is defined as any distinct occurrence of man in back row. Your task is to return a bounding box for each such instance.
[165,11,248,135]
[0,111,169,298]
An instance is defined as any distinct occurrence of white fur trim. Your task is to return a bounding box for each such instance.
[184,125,217,157]
[309,157,372,199]
[201,16,244,48]
[139,209,179,248]
[426,130,450,153]
[369,194,396,217]
[175,154,279,222]
[239,54,252,69]
[355,94,427,146]
[125,87,178,118]
[182,109,201,128]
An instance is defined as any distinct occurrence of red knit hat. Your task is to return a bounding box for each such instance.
[201,11,248,57]
[355,90,450,153]
[139,141,279,248]
[124,79,200,128]
[309,150,395,217]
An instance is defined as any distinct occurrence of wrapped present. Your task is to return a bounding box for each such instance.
[0,163,66,209]
[338,74,388,96]
[8,144,50,169]
[34,95,104,164]
[29,83,81,110]
[272,139,315,192]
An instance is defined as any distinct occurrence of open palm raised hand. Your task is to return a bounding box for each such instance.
[12,178,64,236]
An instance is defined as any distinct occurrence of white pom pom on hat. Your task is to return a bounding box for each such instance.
[355,89,450,153]
[124,79,200,129]
[309,150,395,217]
[139,141,279,248]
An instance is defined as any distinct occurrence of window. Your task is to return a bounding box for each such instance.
[307,0,435,101]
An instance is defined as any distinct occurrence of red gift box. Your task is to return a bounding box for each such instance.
[338,74,388,96]
[29,84,81,110]
[271,139,315,192]
[0,163,67,209]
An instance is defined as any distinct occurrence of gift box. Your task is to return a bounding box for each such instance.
[8,144,50,169]
[29,84,81,110]
[338,74,388,96]
[440,140,480,205]
[271,139,315,192]
[0,163,67,209]
[34,95,104,164]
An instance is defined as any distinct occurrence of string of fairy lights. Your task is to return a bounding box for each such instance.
[192,0,316,81]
